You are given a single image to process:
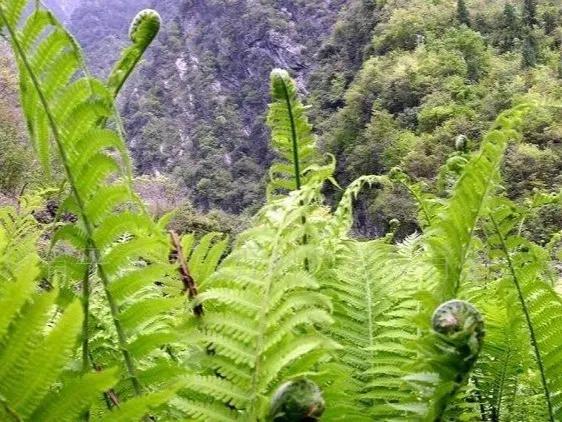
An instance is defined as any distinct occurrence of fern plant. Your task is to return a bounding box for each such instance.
[319,239,421,420]
[485,200,562,421]
[175,186,336,420]
[0,1,183,417]
[425,103,534,301]
[267,69,320,197]
[314,102,538,421]
[0,208,118,421]
[2,3,562,421]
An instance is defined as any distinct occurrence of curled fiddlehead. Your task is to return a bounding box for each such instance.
[268,378,325,422]
[432,299,485,359]
[107,9,161,97]
[424,299,485,420]
[129,9,161,43]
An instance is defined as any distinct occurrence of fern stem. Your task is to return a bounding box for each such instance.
[278,77,311,271]
[1,399,21,422]
[81,258,91,373]
[490,215,555,422]
[248,232,282,419]
[356,245,375,360]
[492,340,514,422]
[0,7,143,395]
[472,377,488,421]
[169,231,203,317]
[279,78,301,190]
[108,48,147,99]
[433,382,463,422]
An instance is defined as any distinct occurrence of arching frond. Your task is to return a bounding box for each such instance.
[474,290,528,422]
[488,202,562,422]
[403,104,535,420]
[425,103,534,300]
[0,0,182,413]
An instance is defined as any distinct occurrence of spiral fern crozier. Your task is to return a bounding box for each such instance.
[107,9,161,97]
[129,9,161,43]
[432,299,484,356]
[269,378,325,421]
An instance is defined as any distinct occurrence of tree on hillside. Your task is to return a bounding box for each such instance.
[522,30,538,67]
[523,0,538,27]
[522,0,538,67]
[457,0,471,27]
[495,3,521,52]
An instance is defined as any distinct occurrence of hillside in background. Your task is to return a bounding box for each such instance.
[64,0,347,213]
[1,0,561,239]
[308,0,562,238]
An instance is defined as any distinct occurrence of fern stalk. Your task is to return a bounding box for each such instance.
[491,348,511,422]
[278,78,302,190]
[0,7,142,395]
[169,230,203,317]
[490,215,555,422]
[1,399,20,422]
[248,232,282,419]
[81,260,91,373]
[274,72,310,271]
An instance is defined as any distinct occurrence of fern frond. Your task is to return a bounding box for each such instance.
[425,103,534,300]
[489,207,562,421]
[267,69,318,197]
[0,0,183,409]
[31,369,118,422]
[107,9,161,97]
[398,105,534,420]
[98,386,180,422]
[180,190,335,420]
[473,290,528,421]
[331,175,386,238]
[318,239,421,420]
[389,167,440,229]
[187,232,229,285]
[0,216,118,421]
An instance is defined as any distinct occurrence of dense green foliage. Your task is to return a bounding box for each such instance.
[0,1,561,421]
[62,0,346,214]
[309,0,562,237]
[0,46,40,197]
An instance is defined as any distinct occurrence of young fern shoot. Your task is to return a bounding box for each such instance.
[267,69,318,197]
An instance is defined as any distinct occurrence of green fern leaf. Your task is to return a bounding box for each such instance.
[267,69,318,196]
[31,368,118,422]
[180,192,335,420]
[490,209,562,421]
[107,9,161,97]
[426,104,534,299]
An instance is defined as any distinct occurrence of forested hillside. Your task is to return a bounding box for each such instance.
[45,0,562,239]
[309,0,562,237]
[1,0,562,421]
[65,0,346,212]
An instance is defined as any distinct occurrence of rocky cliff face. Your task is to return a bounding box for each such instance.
[43,0,80,22]
[56,0,345,213]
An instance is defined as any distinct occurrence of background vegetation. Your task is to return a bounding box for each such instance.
[0,1,561,420]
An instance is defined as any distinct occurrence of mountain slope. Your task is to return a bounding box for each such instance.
[64,0,346,213]
[309,0,562,238]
